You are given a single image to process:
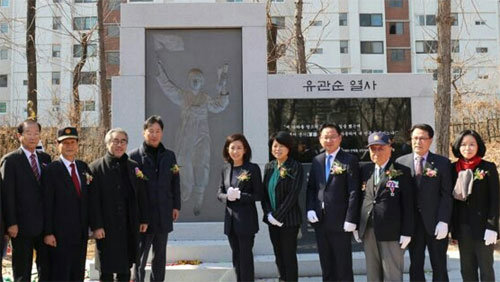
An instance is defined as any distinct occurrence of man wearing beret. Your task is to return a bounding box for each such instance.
[42,127,91,281]
[357,132,414,282]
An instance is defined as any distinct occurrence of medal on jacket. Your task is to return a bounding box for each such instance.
[386,180,399,196]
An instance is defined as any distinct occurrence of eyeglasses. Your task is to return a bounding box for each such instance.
[411,137,430,142]
[321,135,340,141]
[111,139,128,145]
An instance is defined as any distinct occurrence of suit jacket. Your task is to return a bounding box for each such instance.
[42,159,90,245]
[358,160,414,241]
[261,158,304,227]
[396,152,453,235]
[451,160,499,241]
[217,161,262,235]
[89,153,149,272]
[129,143,181,234]
[0,148,51,237]
[306,149,360,232]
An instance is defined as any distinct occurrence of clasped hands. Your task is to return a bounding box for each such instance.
[227,187,241,201]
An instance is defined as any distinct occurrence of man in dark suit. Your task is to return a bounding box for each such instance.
[396,124,453,281]
[42,127,90,281]
[357,132,414,281]
[130,116,181,282]
[89,128,149,281]
[306,123,360,282]
[0,119,51,281]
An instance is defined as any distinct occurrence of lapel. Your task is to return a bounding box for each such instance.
[37,153,47,172]
[57,159,81,197]
[317,152,327,187]
[224,163,231,189]
[375,160,393,197]
[139,145,155,169]
[126,160,138,195]
[18,148,39,183]
[76,160,88,197]
[275,159,291,187]
[326,149,344,186]
[364,163,376,198]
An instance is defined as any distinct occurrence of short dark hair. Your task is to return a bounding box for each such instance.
[451,129,486,159]
[270,131,294,151]
[144,115,164,130]
[410,124,434,138]
[318,123,342,137]
[222,133,252,164]
[17,119,41,134]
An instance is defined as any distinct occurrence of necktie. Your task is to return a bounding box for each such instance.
[30,154,40,181]
[70,163,81,197]
[415,156,423,176]
[325,155,333,182]
[374,166,380,185]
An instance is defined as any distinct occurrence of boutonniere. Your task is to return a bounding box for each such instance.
[330,161,346,175]
[474,168,488,181]
[84,172,93,185]
[386,180,399,196]
[361,181,367,192]
[278,165,295,179]
[135,167,149,181]
[170,164,180,175]
[385,166,403,180]
[425,167,438,177]
[237,170,251,182]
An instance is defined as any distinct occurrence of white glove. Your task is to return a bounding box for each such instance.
[399,235,411,249]
[484,229,498,246]
[434,221,448,240]
[353,230,362,243]
[234,188,241,199]
[267,213,283,227]
[343,221,357,232]
[227,187,238,201]
[307,210,319,223]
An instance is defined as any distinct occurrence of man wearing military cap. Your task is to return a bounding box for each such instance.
[42,126,91,281]
[357,131,414,282]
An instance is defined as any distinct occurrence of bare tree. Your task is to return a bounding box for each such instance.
[97,0,111,130]
[294,0,306,74]
[71,33,90,126]
[26,0,37,119]
[435,0,452,156]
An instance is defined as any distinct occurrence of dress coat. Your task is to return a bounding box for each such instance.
[395,152,453,235]
[129,143,181,234]
[42,159,90,246]
[451,159,499,241]
[261,158,304,227]
[306,149,360,231]
[1,148,51,237]
[358,160,414,241]
[89,153,149,273]
[217,161,262,236]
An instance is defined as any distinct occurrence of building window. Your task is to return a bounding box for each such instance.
[0,23,8,33]
[53,17,62,30]
[0,75,7,87]
[106,25,119,37]
[391,49,405,61]
[340,40,348,54]
[451,40,459,53]
[52,72,60,85]
[388,0,402,7]
[360,14,383,27]
[475,20,486,25]
[73,44,97,57]
[310,48,323,54]
[108,0,121,10]
[415,40,438,54]
[339,13,348,26]
[0,49,7,60]
[0,102,6,114]
[0,0,9,7]
[271,17,285,29]
[79,72,96,84]
[106,52,119,65]
[451,13,458,26]
[310,20,322,26]
[53,0,60,3]
[82,100,96,111]
[361,69,383,73]
[340,68,349,74]
[52,44,61,58]
[476,47,488,53]
[389,22,403,34]
[227,0,243,2]
[23,80,28,86]
[270,0,284,2]
[478,74,489,79]
[75,0,97,3]
[417,15,436,26]
[73,17,97,30]
[360,41,384,54]
[430,69,438,80]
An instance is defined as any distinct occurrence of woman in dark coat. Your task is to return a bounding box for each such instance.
[261,131,304,282]
[451,129,499,281]
[89,128,149,281]
[217,133,262,282]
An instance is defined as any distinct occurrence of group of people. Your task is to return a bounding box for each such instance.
[0,116,181,281]
[218,123,499,282]
[0,116,497,282]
